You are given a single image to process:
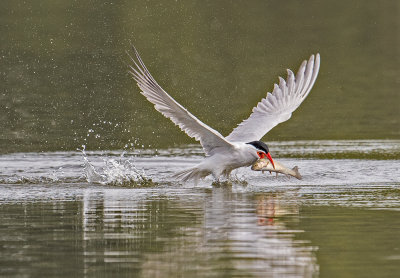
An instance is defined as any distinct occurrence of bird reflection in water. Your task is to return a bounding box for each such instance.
[255,193,300,226]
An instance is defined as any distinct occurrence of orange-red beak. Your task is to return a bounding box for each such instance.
[266,152,275,169]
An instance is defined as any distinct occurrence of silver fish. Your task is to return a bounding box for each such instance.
[251,159,302,180]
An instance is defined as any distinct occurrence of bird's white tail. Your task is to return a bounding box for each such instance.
[172,167,210,182]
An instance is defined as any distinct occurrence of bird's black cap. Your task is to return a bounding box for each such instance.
[246,141,269,153]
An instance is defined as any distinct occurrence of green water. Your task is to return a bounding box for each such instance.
[1,183,400,278]
[0,1,399,277]
[1,0,399,154]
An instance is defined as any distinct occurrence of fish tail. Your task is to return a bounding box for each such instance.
[292,166,302,180]
[172,167,209,182]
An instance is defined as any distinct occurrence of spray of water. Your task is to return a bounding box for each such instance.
[81,145,155,187]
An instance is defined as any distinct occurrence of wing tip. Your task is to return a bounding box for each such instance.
[307,53,320,66]
[311,53,321,68]
[315,53,321,68]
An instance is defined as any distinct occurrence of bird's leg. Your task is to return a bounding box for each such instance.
[212,173,220,183]
[224,169,233,181]
[212,169,224,182]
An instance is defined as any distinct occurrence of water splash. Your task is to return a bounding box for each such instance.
[0,140,398,187]
[81,145,156,187]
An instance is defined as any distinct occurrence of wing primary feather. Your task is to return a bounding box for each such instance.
[127,55,160,91]
[226,53,320,142]
[303,54,320,100]
[128,44,234,155]
[262,97,274,111]
[278,77,287,106]
[286,69,295,97]
[129,72,163,99]
[294,62,306,96]
[299,55,314,98]
[278,77,286,89]
[131,46,160,87]
[126,51,146,76]
[128,53,160,91]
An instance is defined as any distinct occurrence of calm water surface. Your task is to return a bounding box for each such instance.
[1,141,399,277]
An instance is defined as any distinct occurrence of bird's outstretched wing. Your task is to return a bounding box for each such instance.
[128,46,234,156]
[226,54,320,142]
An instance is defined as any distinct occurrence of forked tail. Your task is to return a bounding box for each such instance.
[172,167,210,182]
[292,166,302,180]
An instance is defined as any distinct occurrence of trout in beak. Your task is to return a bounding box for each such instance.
[251,158,302,180]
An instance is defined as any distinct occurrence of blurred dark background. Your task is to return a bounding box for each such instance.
[1,0,398,153]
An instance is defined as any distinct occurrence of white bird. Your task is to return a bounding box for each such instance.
[128,46,320,182]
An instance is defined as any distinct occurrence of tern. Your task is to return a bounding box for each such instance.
[128,46,320,182]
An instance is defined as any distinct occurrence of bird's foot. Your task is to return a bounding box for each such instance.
[228,174,248,186]
[211,180,233,187]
